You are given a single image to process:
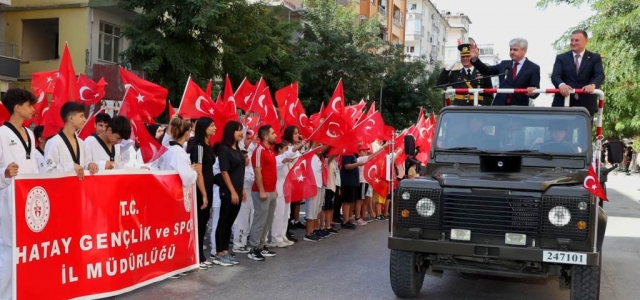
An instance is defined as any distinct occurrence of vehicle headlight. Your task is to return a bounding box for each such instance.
[416,198,436,217]
[401,192,411,200]
[548,206,571,227]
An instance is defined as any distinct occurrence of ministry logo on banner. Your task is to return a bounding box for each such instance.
[25,186,51,232]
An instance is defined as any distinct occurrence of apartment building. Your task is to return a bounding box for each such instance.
[0,0,21,93]
[442,11,471,67]
[404,0,448,71]
[0,0,137,100]
[358,0,407,49]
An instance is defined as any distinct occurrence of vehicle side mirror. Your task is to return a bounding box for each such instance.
[404,135,416,156]
[606,141,624,164]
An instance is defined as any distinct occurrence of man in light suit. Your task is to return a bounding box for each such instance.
[551,29,605,116]
[469,38,540,106]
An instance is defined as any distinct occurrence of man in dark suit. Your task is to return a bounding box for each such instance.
[551,29,605,116]
[469,38,540,106]
[437,44,494,106]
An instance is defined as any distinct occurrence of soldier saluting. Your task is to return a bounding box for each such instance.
[437,43,494,106]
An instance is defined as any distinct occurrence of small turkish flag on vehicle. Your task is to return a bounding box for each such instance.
[583,163,608,201]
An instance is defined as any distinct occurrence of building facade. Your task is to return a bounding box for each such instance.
[358,0,407,49]
[404,0,448,71]
[477,43,501,87]
[0,0,21,93]
[442,11,471,67]
[0,0,136,100]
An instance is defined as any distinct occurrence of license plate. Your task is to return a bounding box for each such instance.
[543,251,587,265]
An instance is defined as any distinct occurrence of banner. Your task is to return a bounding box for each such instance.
[12,170,198,300]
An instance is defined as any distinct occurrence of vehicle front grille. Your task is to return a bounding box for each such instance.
[541,195,591,242]
[397,187,441,230]
[442,193,541,236]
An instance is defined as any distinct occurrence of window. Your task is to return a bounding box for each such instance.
[99,22,122,63]
[435,112,588,154]
[409,46,415,53]
[22,18,59,61]
[410,4,417,10]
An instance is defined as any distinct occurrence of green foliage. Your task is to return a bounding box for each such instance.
[378,45,444,129]
[119,0,300,111]
[538,0,640,139]
[297,0,387,114]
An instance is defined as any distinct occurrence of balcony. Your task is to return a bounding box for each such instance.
[0,41,21,79]
[393,18,402,28]
[378,6,386,17]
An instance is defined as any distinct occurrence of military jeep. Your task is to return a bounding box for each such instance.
[389,105,621,300]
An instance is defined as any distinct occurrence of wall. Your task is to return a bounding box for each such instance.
[88,7,132,72]
[12,0,88,6]
[4,7,89,77]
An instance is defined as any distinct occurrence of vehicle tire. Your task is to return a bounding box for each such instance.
[390,250,425,298]
[570,264,601,300]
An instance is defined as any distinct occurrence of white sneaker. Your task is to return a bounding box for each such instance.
[265,242,278,248]
[283,239,295,246]
[274,241,290,248]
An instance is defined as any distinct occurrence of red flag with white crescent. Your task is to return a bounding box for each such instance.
[364,146,390,197]
[583,163,608,201]
[283,147,322,203]
[77,74,107,105]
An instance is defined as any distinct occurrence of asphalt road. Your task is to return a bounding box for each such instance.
[115,172,640,300]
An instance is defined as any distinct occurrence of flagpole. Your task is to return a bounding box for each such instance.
[389,130,396,238]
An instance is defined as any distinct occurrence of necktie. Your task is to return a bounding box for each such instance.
[575,54,581,99]
[506,62,519,104]
[467,69,472,78]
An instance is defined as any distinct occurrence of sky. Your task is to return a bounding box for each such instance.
[430,0,595,106]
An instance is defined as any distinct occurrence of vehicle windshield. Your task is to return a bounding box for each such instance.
[435,112,589,154]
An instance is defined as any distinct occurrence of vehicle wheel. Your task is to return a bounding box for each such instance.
[390,250,425,298]
[570,264,601,300]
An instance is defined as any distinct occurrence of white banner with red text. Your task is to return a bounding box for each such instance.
[12,170,198,300]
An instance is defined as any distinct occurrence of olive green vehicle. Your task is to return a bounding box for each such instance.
[389,106,622,300]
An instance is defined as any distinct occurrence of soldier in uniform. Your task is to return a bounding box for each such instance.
[437,44,494,106]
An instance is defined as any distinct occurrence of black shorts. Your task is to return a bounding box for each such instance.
[323,190,335,210]
[358,183,371,199]
[341,186,358,203]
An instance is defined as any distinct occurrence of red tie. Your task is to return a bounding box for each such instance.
[506,62,519,104]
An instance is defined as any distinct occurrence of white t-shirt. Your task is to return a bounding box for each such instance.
[357,155,368,183]
[311,154,323,188]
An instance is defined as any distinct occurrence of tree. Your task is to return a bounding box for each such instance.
[378,45,444,129]
[119,0,300,112]
[297,0,387,114]
[538,0,640,138]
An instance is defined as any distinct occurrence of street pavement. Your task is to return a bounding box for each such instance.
[116,172,640,300]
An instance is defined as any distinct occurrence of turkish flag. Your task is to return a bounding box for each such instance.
[77,74,107,105]
[256,90,281,142]
[364,146,390,198]
[119,67,168,118]
[283,147,322,203]
[275,82,298,119]
[323,79,345,118]
[168,103,176,118]
[234,77,257,111]
[367,101,376,117]
[246,84,270,116]
[118,88,156,124]
[31,70,59,95]
[583,163,608,201]
[131,119,167,163]
[58,44,80,101]
[0,102,10,123]
[41,44,79,138]
[351,111,385,143]
[393,128,411,165]
[308,112,356,154]
[344,99,366,127]
[243,115,260,132]
[221,75,238,120]
[283,99,311,137]
[78,108,105,140]
[178,77,217,120]
[309,102,324,130]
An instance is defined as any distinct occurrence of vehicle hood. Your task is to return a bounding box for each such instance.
[432,166,584,191]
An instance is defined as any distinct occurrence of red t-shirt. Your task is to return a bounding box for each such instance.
[251,143,277,192]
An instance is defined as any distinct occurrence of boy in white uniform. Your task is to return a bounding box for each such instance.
[44,102,99,178]
[232,151,255,253]
[84,116,131,170]
[0,88,40,300]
